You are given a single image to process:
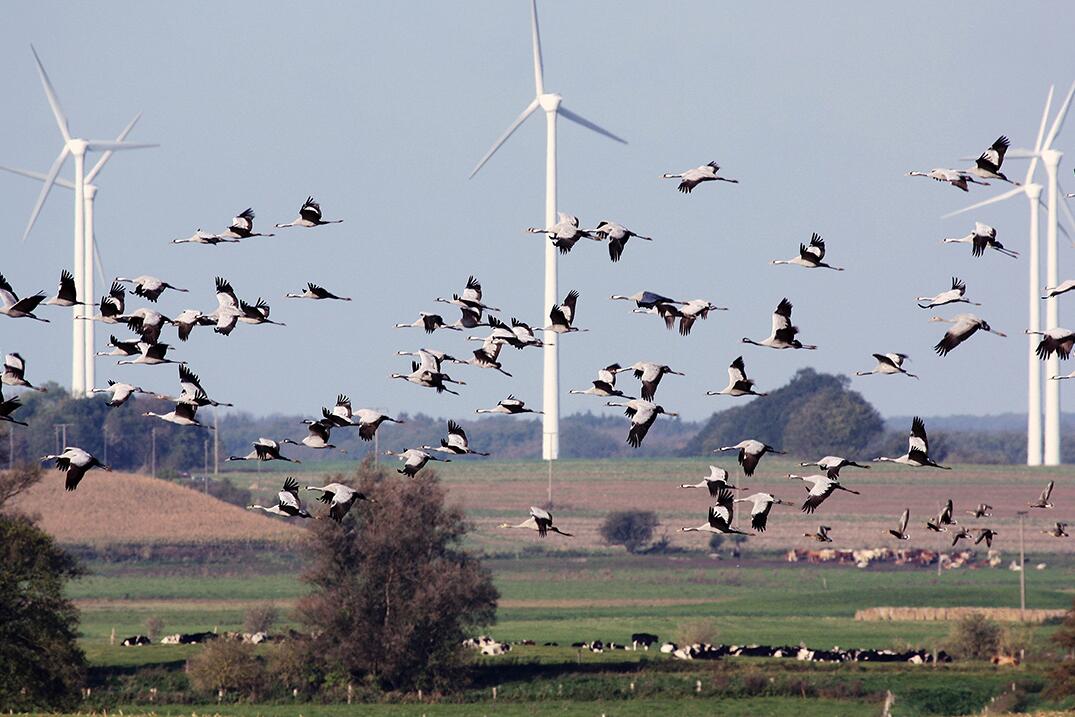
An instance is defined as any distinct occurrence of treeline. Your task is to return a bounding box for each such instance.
[683,369,885,457]
[0,387,700,474]
[683,368,1069,465]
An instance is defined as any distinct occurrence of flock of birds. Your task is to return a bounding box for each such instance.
[1,140,1069,547]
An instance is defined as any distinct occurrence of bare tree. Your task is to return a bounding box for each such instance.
[294,459,497,691]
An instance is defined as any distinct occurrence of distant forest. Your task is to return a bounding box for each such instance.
[3,373,1073,474]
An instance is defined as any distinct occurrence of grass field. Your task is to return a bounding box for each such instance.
[24,459,1075,715]
[32,699,885,716]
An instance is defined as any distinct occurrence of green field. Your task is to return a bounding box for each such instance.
[48,458,1075,716]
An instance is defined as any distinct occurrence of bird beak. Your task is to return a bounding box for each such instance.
[992,330,1007,337]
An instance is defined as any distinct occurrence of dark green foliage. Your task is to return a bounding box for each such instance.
[685,369,884,457]
[293,459,498,690]
[0,468,87,711]
[4,387,208,474]
[186,640,265,699]
[600,510,660,554]
[946,612,1002,660]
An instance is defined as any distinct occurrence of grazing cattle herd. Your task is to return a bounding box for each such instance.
[458,634,954,664]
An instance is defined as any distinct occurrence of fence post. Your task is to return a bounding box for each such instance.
[695,679,702,694]
[347,682,353,704]
[492,686,497,700]
[882,690,895,717]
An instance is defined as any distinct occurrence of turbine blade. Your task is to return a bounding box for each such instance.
[93,235,107,286]
[469,98,540,178]
[1028,85,1055,184]
[21,147,69,242]
[530,0,544,95]
[941,184,1024,219]
[30,45,71,142]
[84,140,158,152]
[1042,81,1075,151]
[86,112,142,183]
[1057,183,1075,244]
[0,163,76,190]
[1005,149,1040,159]
[557,105,627,144]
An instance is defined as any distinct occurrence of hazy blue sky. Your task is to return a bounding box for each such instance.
[2,1,1073,422]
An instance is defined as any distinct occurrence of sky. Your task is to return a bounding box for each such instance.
[1,1,1074,424]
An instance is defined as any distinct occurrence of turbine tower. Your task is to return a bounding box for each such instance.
[3,114,142,396]
[20,46,155,397]
[469,0,626,460]
[946,82,1075,465]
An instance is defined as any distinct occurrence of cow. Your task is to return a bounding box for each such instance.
[631,632,659,650]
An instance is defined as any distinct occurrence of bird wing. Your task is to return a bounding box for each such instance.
[1043,480,1054,501]
[976,135,1008,172]
[462,275,483,303]
[178,364,204,396]
[728,356,748,384]
[751,499,774,532]
[174,401,198,422]
[908,417,929,454]
[215,277,239,312]
[561,290,579,322]
[898,509,909,534]
[11,292,46,314]
[771,298,794,335]
[4,353,25,377]
[446,419,468,449]
[421,314,444,333]
[0,273,17,304]
[300,197,322,222]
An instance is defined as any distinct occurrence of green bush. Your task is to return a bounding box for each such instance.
[186,640,265,700]
[947,612,1002,660]
[600,510,659,554]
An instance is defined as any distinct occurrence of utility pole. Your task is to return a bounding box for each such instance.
[1017,511,1027,620]
[213,407,219,475]
[8,425,14,469]
[54,423,70,455]
[150,427,157,478]
[203,439,209,493]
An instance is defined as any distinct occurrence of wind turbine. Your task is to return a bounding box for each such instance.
[469,0,626,461]
[19,45,156,397]
[945,82,1075,465]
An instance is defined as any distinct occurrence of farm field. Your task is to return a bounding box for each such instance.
[224,458,1075,553]
[23,699,886,717]
[24,459,1075,715]
[74,554,1075,667]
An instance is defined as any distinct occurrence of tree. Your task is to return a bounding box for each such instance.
[244,603,279,634]
[685,369,884,456]
[295,460,498,691]
[0,467,86,711]
[600,510,659,554]
[1053,598,1075,658]
[1045,599,1075,699]
[187,640,265,700]
[145,616,165,641]
[947,612,1002,660]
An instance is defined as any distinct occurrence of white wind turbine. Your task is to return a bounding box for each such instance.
[469,0,626,461]
[18,45,156,397]
[2,114,143,397]
[945,82,1075,466]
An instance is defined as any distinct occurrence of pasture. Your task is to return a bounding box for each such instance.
[30,459,1075,715]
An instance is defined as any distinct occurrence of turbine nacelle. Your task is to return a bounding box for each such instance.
[538,92,562,112]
